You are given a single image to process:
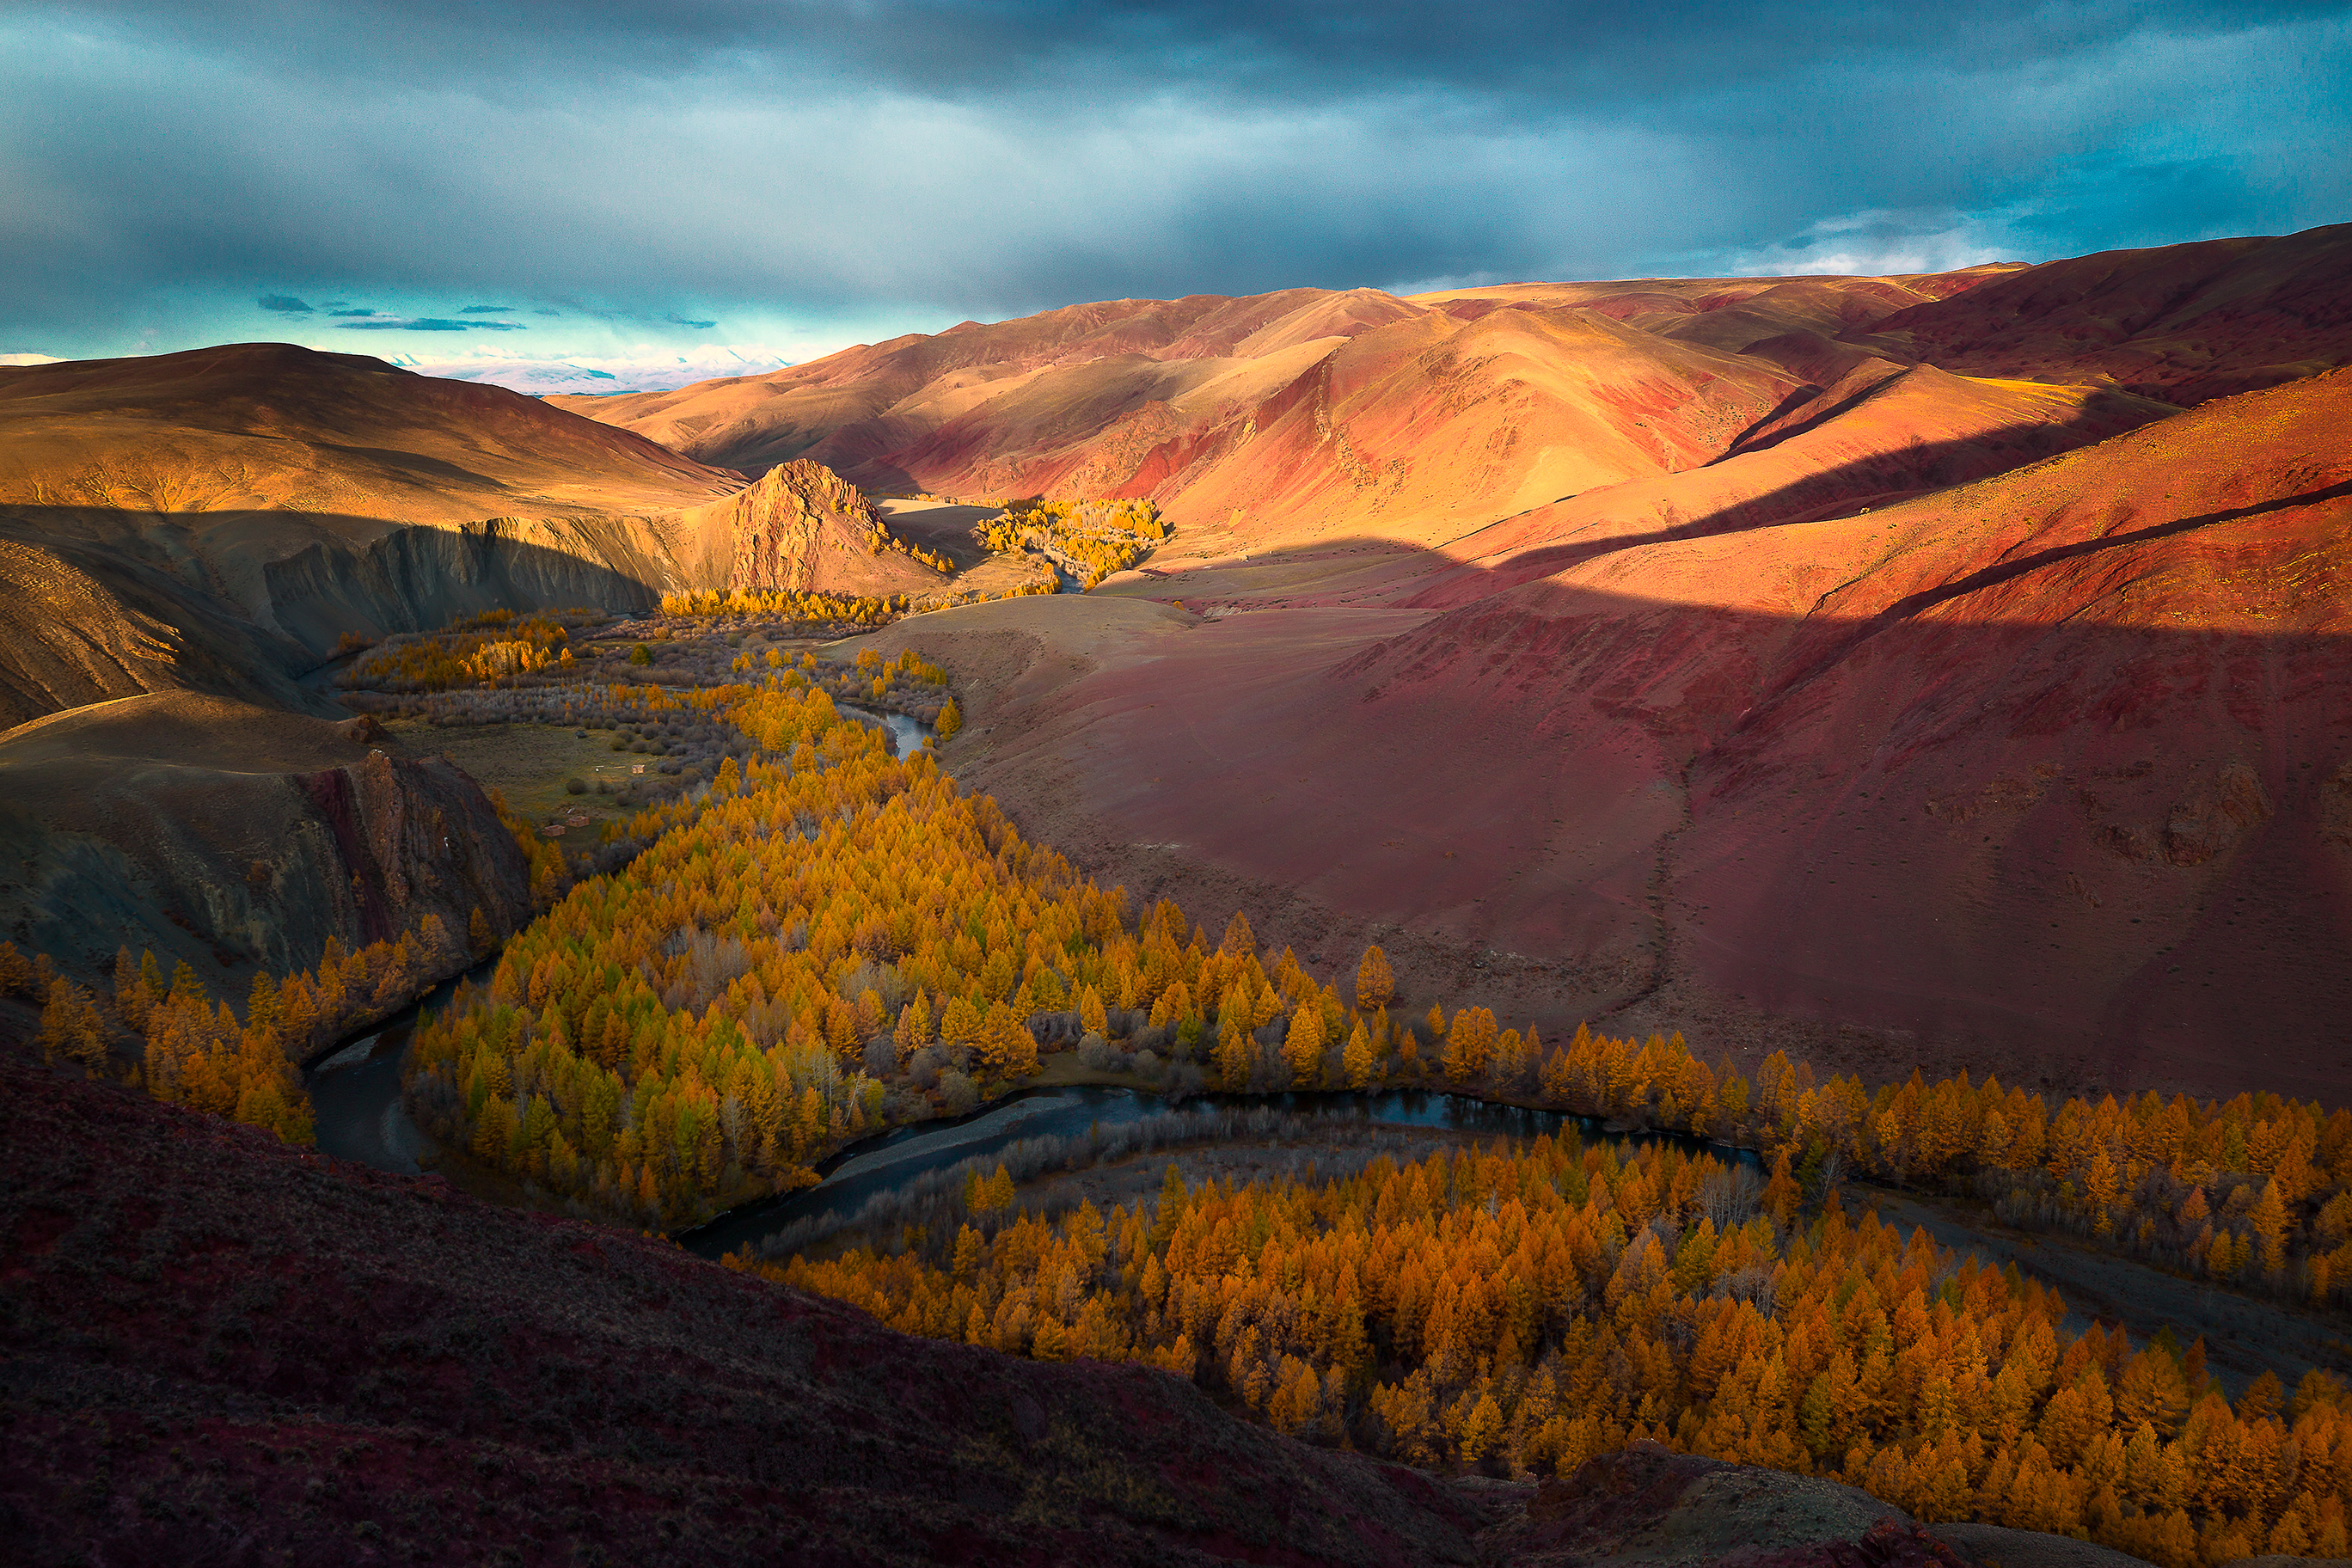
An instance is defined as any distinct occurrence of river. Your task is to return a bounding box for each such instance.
[303,696,1737,1263]
[303,701,934,1179]
[839,704,930,759]
[675,1086,1755,1259]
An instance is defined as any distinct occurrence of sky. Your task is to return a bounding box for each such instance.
[3,1,2347,391]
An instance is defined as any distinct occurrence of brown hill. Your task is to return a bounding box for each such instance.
[848,366,2352,1104]
[551,268,2020,547]
[0,1039,2119,1568]
[0,344,748,728]
[1852,223,2352,405]
[0,690,527,1014]
[559,233,2352,567]
[669,457,952,599]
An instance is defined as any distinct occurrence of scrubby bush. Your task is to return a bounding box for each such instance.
[565,778,585,795]
[938,1069,978,1115]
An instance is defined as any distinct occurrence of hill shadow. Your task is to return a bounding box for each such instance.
[954,452,2352,1105]
[0,506,671,730]
[1384,407,2185,609]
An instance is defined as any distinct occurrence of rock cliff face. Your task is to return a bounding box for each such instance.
[0,693,529,1047]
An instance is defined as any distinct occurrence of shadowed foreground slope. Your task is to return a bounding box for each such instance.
[0,1046,1483,1567]
[0,1047,2156,1568]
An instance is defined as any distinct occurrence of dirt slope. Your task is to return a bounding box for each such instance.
[0,692,529,1017]
[852,368,2352,1102]
[1853,223,2352,405]
[0,344,749,728]
[0,1044,2127,1568]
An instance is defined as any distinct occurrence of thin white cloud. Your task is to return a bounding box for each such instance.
[395,343,797,394]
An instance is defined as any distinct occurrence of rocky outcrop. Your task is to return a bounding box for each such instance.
[727,459,881,591]
[666,457,946,599]
[2163,762,2273,867]
[0,693,529,1049]
[1481,1446,1963,1568]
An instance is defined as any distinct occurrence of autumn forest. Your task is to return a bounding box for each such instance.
[13,627,2349,1568]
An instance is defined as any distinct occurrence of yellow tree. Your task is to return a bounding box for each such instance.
[1216,1006,1255,1087]
[1762,1148,1802,1228]
[2251,1179,2288,1275]
[1343,1016,1381,1089]
[1221,911,1256,957]
[977,1001,1038,1077]
[1442,1007,1498,1084]
[1356,945,1394,1012]
[39,977,107,1073]
[1285,1001,1325,1087]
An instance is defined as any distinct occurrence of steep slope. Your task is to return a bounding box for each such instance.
[851,368,2352,1102]
[1393,364,2175,609]
[0,692,528,1013]
[0,1045,2137,1568]
[668,457,953,598]
[0,344,748,728]
[554,270,2006,515]
[1853,223,2352,405]
[0,1044,1485,1567]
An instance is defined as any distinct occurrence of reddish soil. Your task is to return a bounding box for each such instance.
[854,368,2352,1104]
[0,1043,1490,1566]
[0,1044,2144,1567]
[1855,224,2352,406]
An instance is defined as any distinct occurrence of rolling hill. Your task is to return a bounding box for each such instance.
[10,229,2351,1099]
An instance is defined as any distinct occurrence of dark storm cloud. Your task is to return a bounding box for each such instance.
[257,295,312,312]
[2,0,2345,351]
[69,0,2351,101]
